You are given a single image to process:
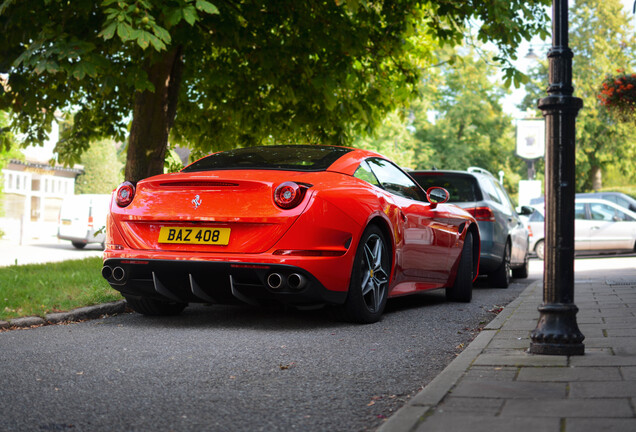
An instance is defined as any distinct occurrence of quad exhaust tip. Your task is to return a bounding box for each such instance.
[112,266,126,282]
[101,265,113,280]
[288,273,306,290]
[267,273,283,290]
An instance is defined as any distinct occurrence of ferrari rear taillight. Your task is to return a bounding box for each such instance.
[274,181,306,209]
[467,206,496,222]
[116,181,136,207]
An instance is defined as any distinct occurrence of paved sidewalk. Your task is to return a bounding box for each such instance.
[379,272,636,431]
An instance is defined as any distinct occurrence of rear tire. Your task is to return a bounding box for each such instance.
[535,239,545,260]
[446,232,473,302]
[512,254,529,279]
[341,225,390,324]
[72,242,86,249]
[489,241,511,288]
[125,296,187,316]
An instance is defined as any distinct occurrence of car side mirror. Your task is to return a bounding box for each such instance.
[426,187,449,209]
[519,205,535,216]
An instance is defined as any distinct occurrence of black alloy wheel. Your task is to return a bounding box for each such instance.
[489,241,511,288]
[342,225,390,324]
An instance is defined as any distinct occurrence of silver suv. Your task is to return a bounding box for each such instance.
[411,167,530,288]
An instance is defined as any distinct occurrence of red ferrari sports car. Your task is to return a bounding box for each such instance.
[102,145,480,323]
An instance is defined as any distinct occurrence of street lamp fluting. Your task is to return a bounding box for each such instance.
[529,0,585,356]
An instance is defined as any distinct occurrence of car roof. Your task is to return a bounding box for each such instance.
[411,167,497,179]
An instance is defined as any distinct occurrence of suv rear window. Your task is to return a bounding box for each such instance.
[411,173,482,203]
[183,145,352,172]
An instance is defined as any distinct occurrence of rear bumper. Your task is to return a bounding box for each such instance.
[102,258,348,307]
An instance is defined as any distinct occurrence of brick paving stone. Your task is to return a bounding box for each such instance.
[414,414,560,432]
[566,418,636,432]
[462,367,518,381]
[569,381,636,398]
[570,354,636,367]
[450,380,566,399]
[606,328,636,337]
[435,397,504,415]
[621,366,636,380]
[501,398,633,418]
[516,366,622,382]
[584,337,636,349]
[487,338,530,349]
[474,352,567,367]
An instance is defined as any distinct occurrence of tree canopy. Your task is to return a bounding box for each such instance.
[1,0,550,182]
[521,0,636,192]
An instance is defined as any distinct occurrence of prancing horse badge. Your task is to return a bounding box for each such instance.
[192,195,202,209]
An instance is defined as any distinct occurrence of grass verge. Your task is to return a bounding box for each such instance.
[0,257,122,321]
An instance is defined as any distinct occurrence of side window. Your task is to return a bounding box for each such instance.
[615,196,631,210]
[574,203,587,219]
[589,203,615,221]
[529,211,544,222]
[479,178,503,205]
[613,209,633,222]
[493,181,515,215]
[367,158,426,201]
[354,160,381,187]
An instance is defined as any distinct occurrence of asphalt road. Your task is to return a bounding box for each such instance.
[0,261,541,432]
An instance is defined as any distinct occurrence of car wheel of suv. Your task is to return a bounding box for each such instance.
[446,232,473,302]
[512,253,529,279]
[489,241,511,288]
[535,239,545,260]
[125,296,187,316]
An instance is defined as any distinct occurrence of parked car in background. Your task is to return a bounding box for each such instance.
[576,192,636,213]
[411,167,530,288]
[102,145,480,323]
[58,194,111,249]
[530,191,636,213]
[527,198,636,259]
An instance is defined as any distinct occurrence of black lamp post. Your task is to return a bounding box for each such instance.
[529,0,585,355]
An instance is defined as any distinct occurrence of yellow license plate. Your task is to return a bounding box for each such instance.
[158,227,230,245]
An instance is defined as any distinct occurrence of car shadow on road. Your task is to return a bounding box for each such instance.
[105,288,473,331]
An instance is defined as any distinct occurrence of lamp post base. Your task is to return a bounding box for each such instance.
[530,303,585,356]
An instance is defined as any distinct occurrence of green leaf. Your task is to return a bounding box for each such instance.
[182,5,197,26]
[45,59,60,74]
[165,8,182,27]
[195,0,219,15]
[71,64,87,80]
[151,24,171,44]
[116,22,134,41]
[137,31,151,50]
[148,34,166,51]
[98,21,117,40]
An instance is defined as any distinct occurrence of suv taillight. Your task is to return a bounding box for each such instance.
[468,206,496,222]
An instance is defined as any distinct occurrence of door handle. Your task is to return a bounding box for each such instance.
[591,226,600,230]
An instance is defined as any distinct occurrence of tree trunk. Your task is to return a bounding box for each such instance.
[125,47,183,183]
[590,165,602,191]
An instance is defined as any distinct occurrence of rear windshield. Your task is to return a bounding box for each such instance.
[182,145,352,172]
[411,172,482,203]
